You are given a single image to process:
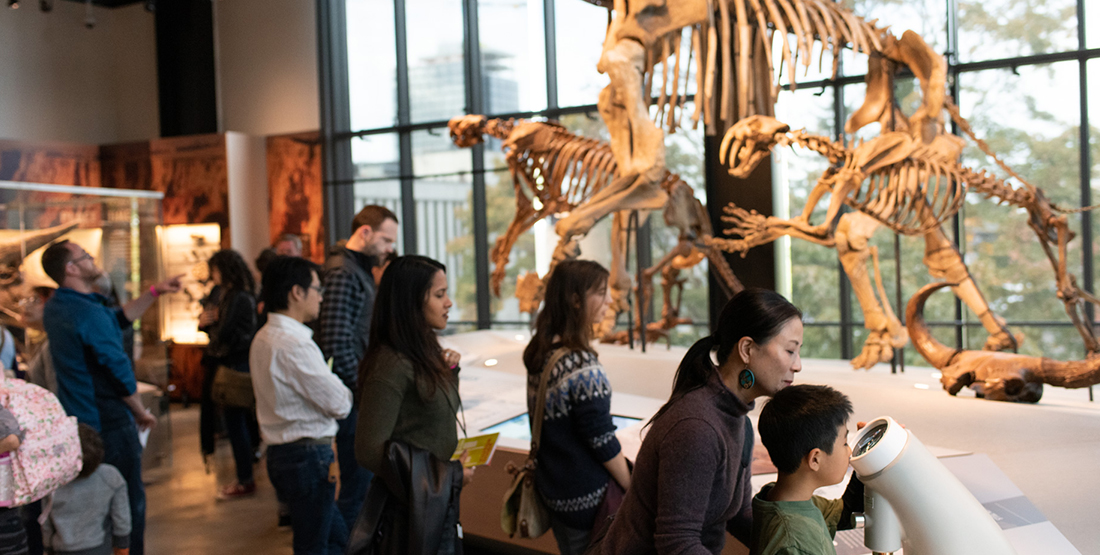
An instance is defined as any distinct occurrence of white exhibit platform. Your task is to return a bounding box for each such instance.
[442,330,1100,555]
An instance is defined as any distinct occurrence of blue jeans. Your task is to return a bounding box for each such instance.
[222,406,255,485]
[550,512,592,555]
[267,442,347,555]
[100,421,144,555]
[335,408,372,529]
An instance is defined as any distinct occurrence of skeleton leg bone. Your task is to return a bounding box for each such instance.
[835,212,908,369]
[921,222,1021,352]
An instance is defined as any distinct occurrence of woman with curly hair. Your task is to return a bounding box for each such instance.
[200,249,259,500]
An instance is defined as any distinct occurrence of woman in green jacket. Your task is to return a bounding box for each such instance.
[355,255,471,553]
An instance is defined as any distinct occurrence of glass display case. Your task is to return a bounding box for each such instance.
[0,180,173,471]
[157,223,220,345]
[0,180,165,375]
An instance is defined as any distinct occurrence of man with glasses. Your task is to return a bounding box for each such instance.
[252,256,352,554]
[316,204,398,528]
[40,239,181,555]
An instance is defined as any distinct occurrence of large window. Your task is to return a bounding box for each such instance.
[326,0,1100,363]
[332,0,709,339]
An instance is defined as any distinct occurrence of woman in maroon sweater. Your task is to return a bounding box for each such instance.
[595,288,803,554]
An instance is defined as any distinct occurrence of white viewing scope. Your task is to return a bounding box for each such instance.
[849,416,1017,555]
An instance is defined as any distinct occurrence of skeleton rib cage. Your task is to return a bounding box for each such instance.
[844,143,968,236]
[633,0,890,135]
[508,124,619,211]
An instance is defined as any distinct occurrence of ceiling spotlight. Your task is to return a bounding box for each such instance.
[8,0,20,10]
[144,0,154,12]
[83,0,95,29]
[39,0,51,12]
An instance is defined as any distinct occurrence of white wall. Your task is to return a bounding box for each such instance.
[214,0,320,137]
[225,131,270,264]
[0,2,158,144]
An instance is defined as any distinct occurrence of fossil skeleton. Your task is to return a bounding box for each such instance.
[580,0,954,355]
[710,109,1100,398]
[448,114,743,338]
[709,113,1026,368]
[908,282,1086,403]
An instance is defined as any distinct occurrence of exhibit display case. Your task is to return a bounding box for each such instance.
[157,222,220,345]
[0,180,172,470]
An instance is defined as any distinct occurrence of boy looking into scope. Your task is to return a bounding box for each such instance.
[750,384,865,555]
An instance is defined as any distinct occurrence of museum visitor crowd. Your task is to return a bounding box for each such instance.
[0,203,868,555]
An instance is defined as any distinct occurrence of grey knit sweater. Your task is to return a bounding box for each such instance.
[43,464,130,555]
[598,368,754,554]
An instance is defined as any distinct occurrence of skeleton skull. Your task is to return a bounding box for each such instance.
[448,115,489,148]
[718,115,791,178]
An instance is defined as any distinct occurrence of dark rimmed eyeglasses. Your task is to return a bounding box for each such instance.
[68,253,92,265]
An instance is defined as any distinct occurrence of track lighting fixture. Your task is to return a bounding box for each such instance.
[8,0,20,10]
[39,0,51,12]
[83,0,94,29]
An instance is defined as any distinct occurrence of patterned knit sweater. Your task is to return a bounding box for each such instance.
[527,348,621,530]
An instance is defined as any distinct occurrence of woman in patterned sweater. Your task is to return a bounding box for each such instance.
[522,259,632,554]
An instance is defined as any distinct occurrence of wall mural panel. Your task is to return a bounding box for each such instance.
[148,135,230,248]
[266,132,324,262]
[0,140,103,229]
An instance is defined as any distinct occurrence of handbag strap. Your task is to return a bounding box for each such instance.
[530,348,568,457]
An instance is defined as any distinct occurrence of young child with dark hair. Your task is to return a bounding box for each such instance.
[750,384,865,555]
[42,424,131,555]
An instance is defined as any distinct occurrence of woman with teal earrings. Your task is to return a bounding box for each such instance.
[592,288,803,554]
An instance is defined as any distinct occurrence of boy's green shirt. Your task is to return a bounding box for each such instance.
[749,483,844,555]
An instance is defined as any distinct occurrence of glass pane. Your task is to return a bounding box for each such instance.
[1089,59,1100,295]
[406,0,466,123]
[840,0,947,76]
[957,63,1081,327]
[484,167,536,323]
[555,0,609,108]
[479,0,547,114]
[843,78,921,144]
[775,88,838,324]
[1090,2,1100,49]
[558,111,609,142]
[957,0,1077,61]
[347,0,397,130]
[411,128,476,322]
[803,325,841,359]
[649,108,708,330]
[352,134,403,252]
[977,325,1086,361]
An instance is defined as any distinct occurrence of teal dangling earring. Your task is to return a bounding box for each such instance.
[738,368,755,389]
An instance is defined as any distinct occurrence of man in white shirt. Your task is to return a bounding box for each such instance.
[251,256,352,554]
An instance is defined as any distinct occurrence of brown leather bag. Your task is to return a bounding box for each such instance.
[500,348,567,539]
[211,364,255,409]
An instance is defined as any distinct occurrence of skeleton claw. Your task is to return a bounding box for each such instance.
[719,116,790,178]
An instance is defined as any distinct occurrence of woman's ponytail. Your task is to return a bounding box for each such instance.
[647,335,716,426]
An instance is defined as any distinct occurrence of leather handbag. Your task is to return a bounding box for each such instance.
[500,348,567,539]
[211,364,255,409]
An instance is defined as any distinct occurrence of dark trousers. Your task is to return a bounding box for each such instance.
[223,406,255,485]
[20,500,42,555]
[335,408,372,529]
[101,421,144,555]
[0,507,27,555]
[199,360,220,456]
[267,442,347,555]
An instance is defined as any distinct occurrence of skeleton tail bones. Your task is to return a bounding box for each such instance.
[908,281,1100,403]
